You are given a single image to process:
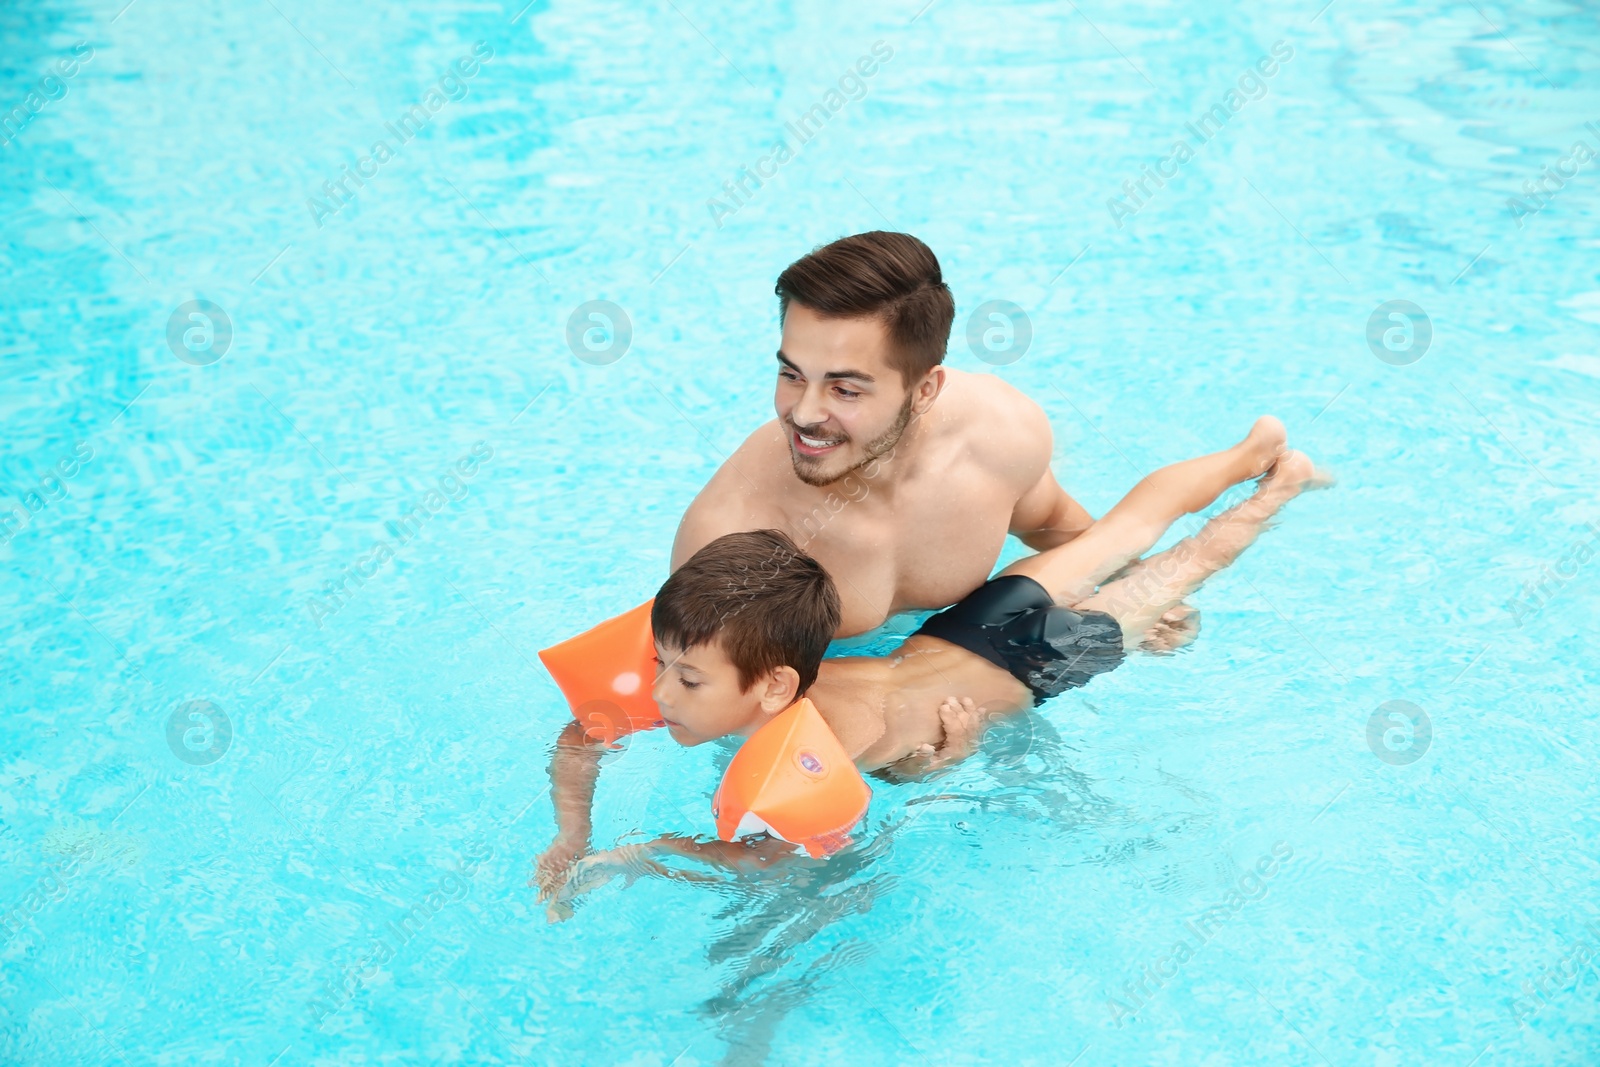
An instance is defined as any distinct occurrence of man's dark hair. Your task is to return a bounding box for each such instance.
[653,529,840,695]
[775,231,955,386]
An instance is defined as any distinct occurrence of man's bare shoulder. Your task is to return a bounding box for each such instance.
[671,419,791,567]
[935,368,1053,485]
[941,367,1051,428]
[699,417,793,496]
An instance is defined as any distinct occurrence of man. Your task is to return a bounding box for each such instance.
[671,230,1096,638]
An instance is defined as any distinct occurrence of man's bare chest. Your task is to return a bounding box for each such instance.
[792,481,1015,621]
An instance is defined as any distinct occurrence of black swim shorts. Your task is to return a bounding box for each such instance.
[910,574,1125,705]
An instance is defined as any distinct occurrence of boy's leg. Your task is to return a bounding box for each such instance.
[1071,450,1319,646]
[999,416,1286,603]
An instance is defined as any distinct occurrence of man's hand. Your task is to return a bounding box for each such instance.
[892,695,988,779]
[928,695,986,767]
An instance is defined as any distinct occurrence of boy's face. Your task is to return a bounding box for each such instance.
[651,637,774,747]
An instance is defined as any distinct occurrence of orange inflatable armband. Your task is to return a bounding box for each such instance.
[537,599,663,745]
[541,603,873,856]
[712,697,871,858]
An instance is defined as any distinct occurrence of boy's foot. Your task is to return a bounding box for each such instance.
[1241,416,1289,476]
[1142,603,1201,654]
[1259,449,1332,497]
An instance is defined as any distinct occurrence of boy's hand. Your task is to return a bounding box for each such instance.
[531,836,589,902]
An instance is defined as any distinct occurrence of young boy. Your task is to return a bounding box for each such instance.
[535,417,1324,901]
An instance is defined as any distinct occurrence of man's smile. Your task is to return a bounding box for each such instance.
[792,427,845,457]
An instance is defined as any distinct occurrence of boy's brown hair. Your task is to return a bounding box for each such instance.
[652,529,840,695]
[774,230,955,386]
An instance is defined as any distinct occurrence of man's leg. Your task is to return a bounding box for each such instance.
[1070,450,1320,646]
[999,416,1286,604]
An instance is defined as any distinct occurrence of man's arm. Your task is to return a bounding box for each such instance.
[670,422,786,570]
[1011,464,1095,552]
[986,382,1095,551]
[531,721,606,900]
[670,489,734,571]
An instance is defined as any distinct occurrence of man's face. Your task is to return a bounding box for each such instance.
[775,303,924,488]
[651,638,767,747]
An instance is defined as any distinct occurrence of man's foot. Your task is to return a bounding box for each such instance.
[1240,416,1289,477]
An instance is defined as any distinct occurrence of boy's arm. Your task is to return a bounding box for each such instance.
[531,721,606,900]
[630,832,810,871]
[541,696,989,915]
[546,832,821,920]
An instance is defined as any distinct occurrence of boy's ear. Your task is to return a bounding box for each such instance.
[757,665,801,713]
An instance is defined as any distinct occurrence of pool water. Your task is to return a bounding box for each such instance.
[3,0,1599,1063]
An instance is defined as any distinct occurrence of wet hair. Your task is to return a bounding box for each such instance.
[653,529,840,695]
[774,231,955,386]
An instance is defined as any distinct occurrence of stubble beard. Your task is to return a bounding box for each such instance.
[789,392,915,488]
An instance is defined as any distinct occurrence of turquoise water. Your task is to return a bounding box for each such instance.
[3,0,1599,1062]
